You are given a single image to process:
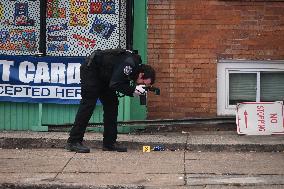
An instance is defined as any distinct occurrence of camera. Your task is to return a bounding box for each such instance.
[140,86,160,105]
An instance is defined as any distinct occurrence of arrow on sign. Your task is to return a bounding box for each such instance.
[244,110,248,128]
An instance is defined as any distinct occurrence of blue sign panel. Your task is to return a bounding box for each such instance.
[0,55,85,104]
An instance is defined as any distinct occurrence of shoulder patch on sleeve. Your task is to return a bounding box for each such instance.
[123,65,132,75]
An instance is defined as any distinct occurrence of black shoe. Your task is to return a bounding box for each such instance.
[66,142,90,153]
[103,143,127,152]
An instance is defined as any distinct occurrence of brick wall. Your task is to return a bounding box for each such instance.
[147,0,284,119]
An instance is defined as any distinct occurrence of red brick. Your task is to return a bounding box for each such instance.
[147,0,284,119]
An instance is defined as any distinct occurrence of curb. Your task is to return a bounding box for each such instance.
[1,137,284,152]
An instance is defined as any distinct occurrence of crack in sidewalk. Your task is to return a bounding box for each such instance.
[183,133,189,186]
[52,152,76,181]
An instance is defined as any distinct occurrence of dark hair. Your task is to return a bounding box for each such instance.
[139,64,156,85]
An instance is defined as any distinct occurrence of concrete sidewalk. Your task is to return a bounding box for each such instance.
[1,130,284,152]
[2,148,283,189]
[0,130,284,189]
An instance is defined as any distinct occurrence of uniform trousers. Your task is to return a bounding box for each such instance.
[67,64,119,146]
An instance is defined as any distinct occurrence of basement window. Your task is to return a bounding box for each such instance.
[217,60,284,116]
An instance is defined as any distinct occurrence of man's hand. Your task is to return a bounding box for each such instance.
[133,85,147,97]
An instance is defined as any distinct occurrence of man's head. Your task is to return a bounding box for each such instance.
[136,64,156,86]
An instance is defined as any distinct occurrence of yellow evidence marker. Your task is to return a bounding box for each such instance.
[143,146,151,152]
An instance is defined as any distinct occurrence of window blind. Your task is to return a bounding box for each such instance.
[261,72,284,101]
[229,73,257,105]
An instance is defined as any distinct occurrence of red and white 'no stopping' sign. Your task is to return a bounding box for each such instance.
[236,101,284,135]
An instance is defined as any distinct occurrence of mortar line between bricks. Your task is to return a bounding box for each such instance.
[53,152,76,180]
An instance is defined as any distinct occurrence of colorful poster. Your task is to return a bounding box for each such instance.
[14,3,35,26]
[70,0,88,13]
[90,16,116,39]
[102,0,115,14]
[47,0,66,18]
[70,13,88,26]
[70,0,88,26]
[0,3,3,20]
[0,29,36,52]
[1,0,125,56]
[47,43,69,51]
[48,35,67,42]
[90,1,102,14]
[72,34,96,48]
[0,0,40,55]
[47,23,68,33]
[90,0,115,14]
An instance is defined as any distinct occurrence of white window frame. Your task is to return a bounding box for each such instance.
[217,60,284,116]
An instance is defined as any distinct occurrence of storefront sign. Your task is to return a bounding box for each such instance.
[236,101,284,135]
[0,55,84,104]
